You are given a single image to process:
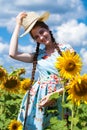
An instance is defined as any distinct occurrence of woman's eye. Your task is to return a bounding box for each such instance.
[40,30,44,34]
[34,36,39,40]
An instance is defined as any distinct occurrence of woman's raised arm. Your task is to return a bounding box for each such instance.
[9,12,34,63]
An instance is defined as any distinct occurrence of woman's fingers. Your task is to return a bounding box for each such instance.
[16,12,27,25]
[48,100,56,106]
[39,99,56,108]
[39,96,49,107]
[39,95,56,108]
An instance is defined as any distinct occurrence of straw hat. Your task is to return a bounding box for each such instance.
[20,11,50,37]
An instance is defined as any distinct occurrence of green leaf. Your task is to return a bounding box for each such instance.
[69,116,79,125]
[49,92,60,100]
[62,101,73,110]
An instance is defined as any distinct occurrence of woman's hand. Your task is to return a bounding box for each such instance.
[38,88,64,108]
[38,94,56,108]
[16,12,27,26]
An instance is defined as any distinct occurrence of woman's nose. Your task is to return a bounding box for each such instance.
[39,35,44,41]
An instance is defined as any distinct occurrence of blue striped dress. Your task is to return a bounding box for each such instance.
[18,43,73,130]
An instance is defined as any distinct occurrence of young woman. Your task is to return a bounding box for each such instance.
[9,11,74,130]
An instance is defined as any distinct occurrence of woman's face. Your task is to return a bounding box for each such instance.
[31,26,52,45]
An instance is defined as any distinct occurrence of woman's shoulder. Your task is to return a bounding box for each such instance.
[58,42,74,51]
[58,42,70,47]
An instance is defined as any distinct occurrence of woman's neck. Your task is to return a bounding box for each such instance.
[45,42,56,55]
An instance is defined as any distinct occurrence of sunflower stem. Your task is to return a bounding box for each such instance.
[71,104,74,130]
[62,85,65,119]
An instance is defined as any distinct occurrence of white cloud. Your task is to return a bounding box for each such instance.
[0,41,36,77]
[0,37,3,42]
[80,48,87,74]
[80,48,87,65]
[6,17,16,33]
[2,54,33,77]
[0,58,4,65]
[0,0,86,29]
[0,42,9,54]
[19,44,35,53]
[56,0,85,17]
[0,0,87,76]
[15,0,45,6]
[55,19,87,47]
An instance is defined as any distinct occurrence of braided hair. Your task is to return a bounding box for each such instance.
[30,21,62,85]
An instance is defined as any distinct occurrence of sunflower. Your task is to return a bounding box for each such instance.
[0,66,8,82]
[18,68,26,76]
[10,68,26,77]
[66,74,87,106]
[20,78,31,93]
[1,75,20,93]
[8,119,23,130]
[55,50,82,79]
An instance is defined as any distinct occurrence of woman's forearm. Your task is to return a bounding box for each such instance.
[9,24,21,57]
[49,88,64,96]
[54,88,64,94]
[38,88,64,107]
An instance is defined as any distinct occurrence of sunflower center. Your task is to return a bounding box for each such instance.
[4,79,18,89]
[23,85,29,90]
[65,60,76,72]
[0,71,4,77]
[12,124,18,130]
[74,80,87,96]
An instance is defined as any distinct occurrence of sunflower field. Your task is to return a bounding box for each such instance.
[0,50,87,130]
[45,50,87,130]
[0,66,31,130]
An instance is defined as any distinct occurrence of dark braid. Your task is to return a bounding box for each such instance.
[50,30,71,123]
[54,42,62,56]
[30,42,40,84]
[24,43,40,129]
[49,30,62,56]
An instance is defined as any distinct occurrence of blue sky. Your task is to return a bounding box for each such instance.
[0,0,87,78]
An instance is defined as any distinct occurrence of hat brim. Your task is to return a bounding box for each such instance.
[20,12,50,37]
[20,19,38,37]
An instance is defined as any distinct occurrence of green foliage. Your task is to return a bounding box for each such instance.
[76,104,87,129]
[0,67,25,130]
[45,117,68,130]
[0,89,23,130]
[49,92,60,100]
[0,90,23,130]
[0,66,87,130]
[45,93,87,130]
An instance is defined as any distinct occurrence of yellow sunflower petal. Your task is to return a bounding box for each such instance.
[8,119,23,130]
[0,67,8,82]
[20,78,31,94]
[55,50,82,79]
[66,74,87,105]
[2,75,20,93]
